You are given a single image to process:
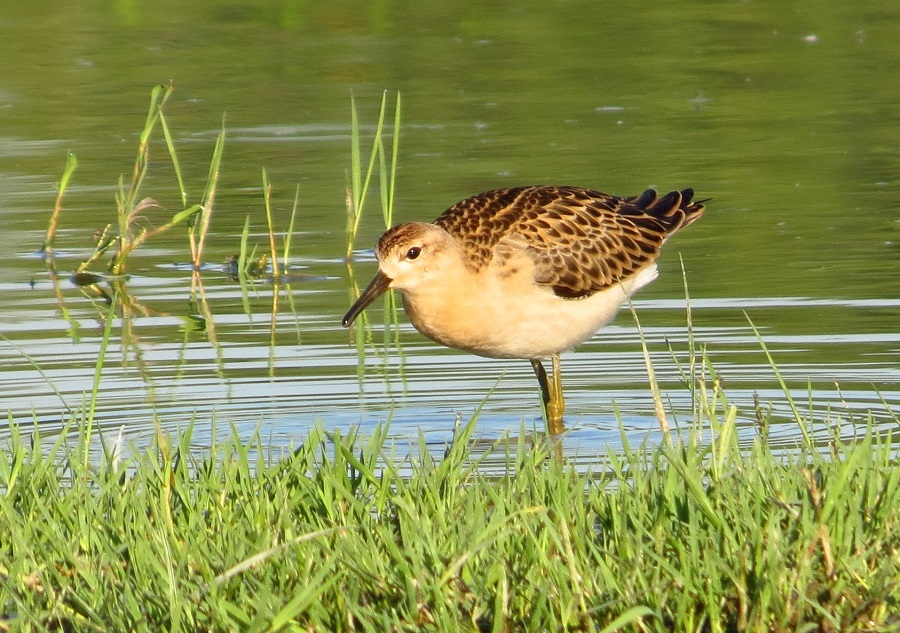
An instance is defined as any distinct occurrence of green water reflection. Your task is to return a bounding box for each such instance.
[1,0,898,447]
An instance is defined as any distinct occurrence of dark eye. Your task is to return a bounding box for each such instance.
[405,246,421,260]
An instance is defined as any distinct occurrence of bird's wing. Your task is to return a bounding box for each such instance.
[434,186,704,299]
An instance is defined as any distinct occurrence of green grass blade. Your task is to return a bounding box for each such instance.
[594,605,655,633]
[745,312,812,447]
[193,114,226,268]
[349,92,361,216]
[345,91,388,259]
[262,167,280,279]
[159,110,188,208]
[84,293,118,467]
[267,568,338,631]
[42,151,78,255]
[171,203,203,226]
[626,295,670,437]
[360,91,388,221]
[283,183,301,269]
[386,91,401,228]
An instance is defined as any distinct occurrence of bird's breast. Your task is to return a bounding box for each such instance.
[397,264,654,359]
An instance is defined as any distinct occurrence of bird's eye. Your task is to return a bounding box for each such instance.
[405,246,421,260]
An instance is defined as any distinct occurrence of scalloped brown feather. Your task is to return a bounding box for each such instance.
[433,186,705,299]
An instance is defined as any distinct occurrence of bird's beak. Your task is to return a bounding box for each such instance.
[342,270,393,327]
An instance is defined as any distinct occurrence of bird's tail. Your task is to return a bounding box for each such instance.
[632,187,706,234]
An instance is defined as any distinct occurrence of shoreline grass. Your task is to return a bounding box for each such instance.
[1,387,898,631]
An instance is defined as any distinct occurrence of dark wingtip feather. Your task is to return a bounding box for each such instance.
[639,187,706,234]
[679,190,706,230]
[633,189,658,209]
[653,190,683,216]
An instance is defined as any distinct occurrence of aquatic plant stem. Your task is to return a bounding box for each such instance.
[262,168,280,279]
[283,183,301,268]
[345,91,390,260]
[42,152,78,256]
[626,295,670,438]
[84,294,117,468]
[191,114,226,270]
[378,91,401,228]
[746,313,813,447]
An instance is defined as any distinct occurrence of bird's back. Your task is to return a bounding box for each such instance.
[433,185,705,299]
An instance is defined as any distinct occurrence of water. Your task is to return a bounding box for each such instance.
[1,1,899,458]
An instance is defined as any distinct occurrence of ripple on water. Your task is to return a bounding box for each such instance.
[1,261,899,458]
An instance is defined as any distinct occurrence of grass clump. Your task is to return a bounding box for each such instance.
[42,83,229,277]
[1,403,898,631]
[345,90,401,260]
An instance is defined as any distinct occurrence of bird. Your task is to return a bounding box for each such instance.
[342,185,705,434]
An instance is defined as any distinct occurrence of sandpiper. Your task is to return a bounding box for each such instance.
[343,185,705,434]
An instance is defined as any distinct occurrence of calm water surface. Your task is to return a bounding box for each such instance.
[1,1,899,460]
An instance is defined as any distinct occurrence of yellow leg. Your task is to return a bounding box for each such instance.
[530,355,565,436]
[547,354,565,434]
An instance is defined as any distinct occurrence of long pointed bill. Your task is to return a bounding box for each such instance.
[342,270,393,327]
